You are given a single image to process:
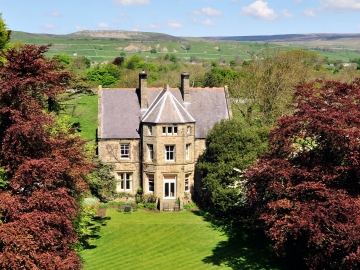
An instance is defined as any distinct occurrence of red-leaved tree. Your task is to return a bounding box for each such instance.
[0,45,93,269]
[245,79,360,269]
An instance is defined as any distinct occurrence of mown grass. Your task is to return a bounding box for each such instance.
[80,209,283,270]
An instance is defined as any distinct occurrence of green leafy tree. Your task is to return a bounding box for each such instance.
[86,68,117,87]
[88,158,116,202]
[197,119,269,221]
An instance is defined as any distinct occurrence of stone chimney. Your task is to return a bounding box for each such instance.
[181,72,190,102]
[139,71,147,109]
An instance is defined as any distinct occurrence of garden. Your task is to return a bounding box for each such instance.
[80,208,283,270]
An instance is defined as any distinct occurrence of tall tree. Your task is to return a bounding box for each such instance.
[230,49,317,126]
[245,79,360,269]
[197,119,269,227]
[0,45,93,269]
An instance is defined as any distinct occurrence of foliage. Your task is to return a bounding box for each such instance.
[87,158,116,202]
[144,202,156,210]
[245,78,360,269]
[202,67,240,87]
[74,203,97,251]
[53,54,71,66]
[126,55,143,70]
[183,202,197,210]
[0,44,93,269]
[198,118,269,217]
[112,56,125,66]
[0,14,11,63]
[86,68,117,87]
[230,49,318,126]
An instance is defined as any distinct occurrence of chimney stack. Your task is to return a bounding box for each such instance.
[181,72,190,102]
[139,71,147,109]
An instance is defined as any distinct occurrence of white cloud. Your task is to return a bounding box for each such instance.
[167,20,183,28]
[113,0,149,6]
[192,10,202,16]
[303,8,316,17]
[75,25,86,31]
[149,24,162,29]
[280,9,293,18]
[192,7,222,17]
[319,0,360,11]
[241,0,278,20]
[201,7,222,16]
[97,22,110,28]
[357,24,360,30]
[42,24,58,30]
[120,12,129,18]
[201,19,215,26]
[45,12,61,17]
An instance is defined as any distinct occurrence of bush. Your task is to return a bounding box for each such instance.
[183,202,197,211]
[144,202,156,210]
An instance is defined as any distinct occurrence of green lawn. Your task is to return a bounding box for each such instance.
[80,209,283,270]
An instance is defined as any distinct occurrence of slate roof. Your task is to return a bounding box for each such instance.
[99,86,231,139]
[141,87,195,124]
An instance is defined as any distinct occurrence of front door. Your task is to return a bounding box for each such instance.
[163,175,176,199]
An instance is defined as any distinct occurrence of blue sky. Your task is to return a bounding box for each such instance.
[1,0,360,36]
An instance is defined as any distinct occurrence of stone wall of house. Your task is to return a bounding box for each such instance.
[98,139,141,195]
[142,123,196,202]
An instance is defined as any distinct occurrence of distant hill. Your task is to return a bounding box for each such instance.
[202,33,360,43]
[10,30,360,62]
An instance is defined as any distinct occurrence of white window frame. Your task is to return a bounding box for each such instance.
[187,126,191,135]
[120,144,130,159]
[163,175,176,199]
[186,144,191,160]
[148,144,154,161]
[185,174,191,192]
[147,174,154,193]
[162,125,178,136]
[116,172,132,192]
[165,145,175,161]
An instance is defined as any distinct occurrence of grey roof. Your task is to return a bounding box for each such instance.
[99,87,230,139]
[100,89,141,139]
[142,88,195,124]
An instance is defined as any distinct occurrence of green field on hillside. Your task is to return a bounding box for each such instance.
[80,209,283,270]
[60,93,98,142]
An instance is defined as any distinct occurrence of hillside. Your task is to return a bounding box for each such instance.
[10,30,360,62]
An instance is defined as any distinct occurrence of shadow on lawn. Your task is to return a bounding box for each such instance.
[82,216,111,250]
[192,210,300,270]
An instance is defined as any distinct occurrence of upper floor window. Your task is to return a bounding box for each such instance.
[120,144,130,159]
[165,145,175,161]
[148,144,154,161]
[187,126,191,135]
[148,125,153,135]
[186,144,191,160]
[162,125,178,135]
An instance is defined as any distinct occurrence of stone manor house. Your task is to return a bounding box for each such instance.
[97,71,231,207]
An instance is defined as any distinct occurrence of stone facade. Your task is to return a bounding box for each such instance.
[98,72,231,209]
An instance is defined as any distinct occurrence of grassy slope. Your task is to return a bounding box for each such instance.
[80,209,282,270]
[60,94,98,142]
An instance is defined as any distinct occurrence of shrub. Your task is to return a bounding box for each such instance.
[183,202,197,211]
[144,202,156,210]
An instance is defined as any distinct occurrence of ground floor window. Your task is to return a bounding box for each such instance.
[185,173,191,192]
[147,174,154,193]
[163,175,176,199]
[116,172,132,192]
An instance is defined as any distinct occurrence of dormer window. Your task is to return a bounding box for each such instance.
[162,125,178,135]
